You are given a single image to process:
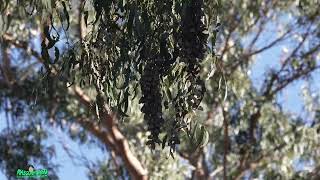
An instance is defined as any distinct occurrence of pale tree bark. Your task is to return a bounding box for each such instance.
[71,86,148,179]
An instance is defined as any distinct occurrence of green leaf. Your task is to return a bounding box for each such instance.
[0,0,10,12]
[165,87,172,101]
[127,4,135,36]
[117,91,122,105]
[167,74,174,86]
[122,91,130,113]
[84,11,89,27]
[218,77,222,91]
[5,14,12,31]
[162,134,168,149]
[198,127,209,148]
[41,40,50,68]
[54,46,59,64]
[223,81,228,101]
[196,126,205,147]
[61,1,70,30]
[117,107,129,117]
[189,123,198,145]
[170,150,175,159]
[131,83,139,100]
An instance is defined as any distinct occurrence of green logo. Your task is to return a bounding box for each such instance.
[16,165,48,178]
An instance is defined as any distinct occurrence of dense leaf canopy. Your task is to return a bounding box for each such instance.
[0,0,320,179]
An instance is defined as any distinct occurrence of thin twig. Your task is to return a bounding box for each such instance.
[222,106,229,180]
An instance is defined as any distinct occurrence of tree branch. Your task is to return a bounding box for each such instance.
[70,86,148,179]
[222,106,229,180]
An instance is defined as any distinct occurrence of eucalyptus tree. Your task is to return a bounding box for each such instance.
[0,0,320,179]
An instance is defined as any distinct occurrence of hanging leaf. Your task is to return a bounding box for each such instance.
[131,83,139,100]
[121,91,130,113]
[95,102,100,120]
[61,1,70,30]
[4,14,12,31]
[197,126,209,148]
[117,91,122,105]
[43,25,52,41]
[127,4,135,36]
[165,87,172,101]
[54,46,59,64]
[41,40,50,68]
[189,123,198,145]
[0,0,10,12]
[196,126,205,146]
[80,79,85,88]
[84,11,89,27]
[162,134,168,149]
[117,107,129,117]
[170,150,175,159]
[223,78,228,101]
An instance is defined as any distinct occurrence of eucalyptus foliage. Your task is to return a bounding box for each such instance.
[1,0,320,179]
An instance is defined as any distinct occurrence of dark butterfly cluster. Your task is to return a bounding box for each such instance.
[139,0,208,153]
[168,0,207,146]
[139,62,164,149]
[178,0,207,66]
[61,0,209,154]
[178,0,208,109]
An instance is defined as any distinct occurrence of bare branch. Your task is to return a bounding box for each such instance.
[222,107,229,180]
